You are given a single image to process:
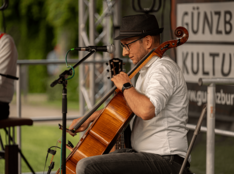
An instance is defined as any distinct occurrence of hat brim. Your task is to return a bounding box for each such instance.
[114,28,164,40]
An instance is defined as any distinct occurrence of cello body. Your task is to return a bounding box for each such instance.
[56,92,134,174]
[56,26,189,174]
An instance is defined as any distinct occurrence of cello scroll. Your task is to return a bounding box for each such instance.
[155,26,189,58]
[128,26,188,80]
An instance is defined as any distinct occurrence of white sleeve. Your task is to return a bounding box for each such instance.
[0,34,18,85]
[145,65,175,116]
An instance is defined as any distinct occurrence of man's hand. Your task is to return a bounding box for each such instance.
[111,72,131,91]
[69,117,91,133]
[68,109,103,133]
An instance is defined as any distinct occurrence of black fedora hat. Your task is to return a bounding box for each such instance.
[114,14,164,40]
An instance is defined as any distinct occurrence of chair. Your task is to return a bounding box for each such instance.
[0,117,35,174]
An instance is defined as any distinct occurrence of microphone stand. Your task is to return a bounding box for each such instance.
[50,50,96,174]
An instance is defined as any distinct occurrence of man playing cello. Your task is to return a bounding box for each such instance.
[70,14,192,174]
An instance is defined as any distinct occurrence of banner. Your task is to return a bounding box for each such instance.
[171,0,234,124]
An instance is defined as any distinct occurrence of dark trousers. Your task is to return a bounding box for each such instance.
[0,101,9,120]
[76,148,192,174]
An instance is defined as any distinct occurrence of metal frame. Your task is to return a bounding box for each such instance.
[16,65,21,174]
[78,0,121,115]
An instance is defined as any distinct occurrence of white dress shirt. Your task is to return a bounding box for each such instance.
[130,55,189,158]
[0,33,18,103]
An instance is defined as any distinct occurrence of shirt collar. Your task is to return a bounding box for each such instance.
[139,55,159,74]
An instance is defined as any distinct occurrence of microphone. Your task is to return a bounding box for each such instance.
[74,44,115,53]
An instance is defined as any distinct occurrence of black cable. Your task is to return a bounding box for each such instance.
[160,0,166,43]
[43,146,61,174]
[5,130,7,147]
[0,133,5,151]
[137,0,156,12]
[132,0,162,14]
[47,162,55,174]
[0,0,9,11]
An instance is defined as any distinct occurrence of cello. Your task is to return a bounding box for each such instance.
[56,26,189,174]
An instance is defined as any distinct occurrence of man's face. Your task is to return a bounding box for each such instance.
[120,37,148,65]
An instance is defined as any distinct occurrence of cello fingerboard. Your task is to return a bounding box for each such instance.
[108,58,124,150]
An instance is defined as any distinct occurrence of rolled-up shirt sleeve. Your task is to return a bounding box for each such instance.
[0,34,17,84]
[0,34,18,103]
[145,64,175,116]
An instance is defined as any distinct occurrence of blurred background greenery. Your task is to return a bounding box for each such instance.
[0,0,79,94]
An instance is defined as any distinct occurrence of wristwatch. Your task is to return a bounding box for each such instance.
[122,82,133,93]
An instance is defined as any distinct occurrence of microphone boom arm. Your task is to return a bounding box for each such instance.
[50,49,96,87]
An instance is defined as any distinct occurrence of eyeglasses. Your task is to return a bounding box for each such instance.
[120,36,145,51]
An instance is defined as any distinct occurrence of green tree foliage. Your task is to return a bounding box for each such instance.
[0,0,78,93]
[45,0,78,48]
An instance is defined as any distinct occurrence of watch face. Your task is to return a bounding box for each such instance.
[123,82,131,88]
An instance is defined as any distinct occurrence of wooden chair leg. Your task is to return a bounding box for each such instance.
[4,128,36,174]
[5,145,18,174]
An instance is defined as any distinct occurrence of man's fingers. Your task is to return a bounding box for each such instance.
[69,118,81,130]
[69,123,75,130]
[75,128,83,133]
[120,71,128,76]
